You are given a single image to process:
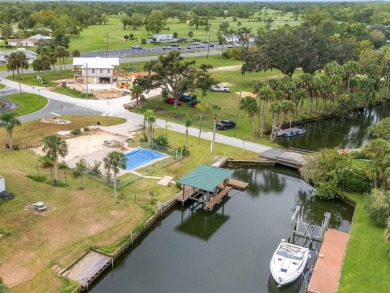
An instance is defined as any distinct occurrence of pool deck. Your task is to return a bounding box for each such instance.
[308,229,349,293]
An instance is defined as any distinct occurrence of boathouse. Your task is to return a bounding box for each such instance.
[176,164,247,210]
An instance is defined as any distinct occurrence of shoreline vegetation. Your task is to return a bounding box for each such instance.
[1,1,390,291]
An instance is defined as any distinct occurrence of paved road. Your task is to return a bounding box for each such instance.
[0,77,271,154]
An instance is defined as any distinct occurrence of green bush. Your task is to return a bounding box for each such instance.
[177,145,190,157]
[152,134,170,148]
[141,38,146,44]
[349,149,367,159]
[365,189,390,227]
[339,167,371,193]
[11,144,20,150]
[58,161,69,169]
[0,282,8,293]
[83,127,90,131]
[70,128,81,135]
[47,180,67,187]
[27,174,47,182]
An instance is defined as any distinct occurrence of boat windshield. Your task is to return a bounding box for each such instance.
[276,247,304,260]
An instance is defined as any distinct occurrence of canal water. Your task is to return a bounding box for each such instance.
[90,167,354,293]
[276,103,390,151]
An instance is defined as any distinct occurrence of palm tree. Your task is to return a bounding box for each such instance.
[130,84,144,108]
[210,104,221,154]
[42,134,68,183]
[385,218,390,242]
[144,109,156,143]
[184,113,193,148]
[103,151,127,203]
[0,112,21,149]
[240,96,258,138]
[196,102,209,144]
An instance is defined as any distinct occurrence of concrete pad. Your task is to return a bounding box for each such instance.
[158,176,174,186]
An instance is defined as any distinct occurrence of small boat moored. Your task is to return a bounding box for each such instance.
[270,240,310,286]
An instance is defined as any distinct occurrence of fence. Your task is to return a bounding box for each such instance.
[30,143,184,190]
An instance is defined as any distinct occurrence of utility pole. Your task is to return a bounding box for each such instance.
[207,34,210,59]
[235,91,241,136]
[106,32,109,57]
[85,63,89,96]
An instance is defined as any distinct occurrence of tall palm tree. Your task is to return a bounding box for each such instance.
[240,96,258,138]
[42,134,68,183]
[196,102,209,144]
[144,109,156,143]
[210,104,221,154]
[0,112,21,149]
[104,151,127,203]
[130,84,144,108]
[184,113,193,148]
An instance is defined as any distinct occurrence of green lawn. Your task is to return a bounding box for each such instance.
[68,14,302,53]
[7,69,73,88]
[339,193,390,292]
[7,93,47,116]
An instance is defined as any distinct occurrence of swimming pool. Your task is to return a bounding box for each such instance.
[124,148,165,171]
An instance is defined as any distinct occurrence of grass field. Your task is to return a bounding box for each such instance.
[6,93,48,116]
[339,193,390,292]
[7,69,73,88]
[0,114,259,292]
[68,13,302,53]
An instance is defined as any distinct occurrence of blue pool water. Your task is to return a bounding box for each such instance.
[124,148,165,171]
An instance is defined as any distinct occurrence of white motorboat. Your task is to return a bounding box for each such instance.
[270,240,310,286]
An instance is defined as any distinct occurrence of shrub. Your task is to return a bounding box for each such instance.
[339,167,371,193]
[70,128,81,135]
[39,155,53,168]
[47,180,67,187]
[349,149,367,159]
[83,127,90,132]
[365,189,390,227]
[58,161,69,169]
[27,174,47,182]
[177,145,190,157]
[11,144,20,150]
[72,170,81,178]
[152,134,170,148]
[89,160,102,176]
[141,38,146,44]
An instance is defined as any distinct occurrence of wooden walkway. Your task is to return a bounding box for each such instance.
[308,229,349,293]
[61,250,112,289]
[206,186,232,210]
[217,178,248,190]
[261,148,306,169]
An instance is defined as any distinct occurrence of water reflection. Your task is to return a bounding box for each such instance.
[90,168,353,293]
[277,103,390,151]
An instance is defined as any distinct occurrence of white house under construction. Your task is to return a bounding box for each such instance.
[72,57,119,85]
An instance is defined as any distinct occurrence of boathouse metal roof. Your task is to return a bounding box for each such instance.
[177,164,233,192]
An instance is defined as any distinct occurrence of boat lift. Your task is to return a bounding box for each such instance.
[288,206,331,248]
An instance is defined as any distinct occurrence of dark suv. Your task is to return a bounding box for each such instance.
[216,120,236,130]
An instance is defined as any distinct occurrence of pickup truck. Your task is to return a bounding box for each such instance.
[216,120,236,130]
[210,85,230,92]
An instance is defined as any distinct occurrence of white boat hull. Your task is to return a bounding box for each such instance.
[270,241,309,286]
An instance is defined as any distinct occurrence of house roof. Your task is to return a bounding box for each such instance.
[73,57,119,69]
[177,164,233,192]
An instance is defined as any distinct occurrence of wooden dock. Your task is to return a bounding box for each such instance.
[60,250,112,289]
[308,229,349,293]
[206,186,232,210]
[224,159,275,168]
[217,178,248,190]
[176,186,198,203]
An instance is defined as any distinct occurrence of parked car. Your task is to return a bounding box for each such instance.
[209,43,215,47]
[179,93,197,102]
[226,44,233,48]
[216,120,236,130]
[131,45,142,49]
[165,97,183,105]
[187,45,192,49]
[210,85,230,92]
[188,100,201,107]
